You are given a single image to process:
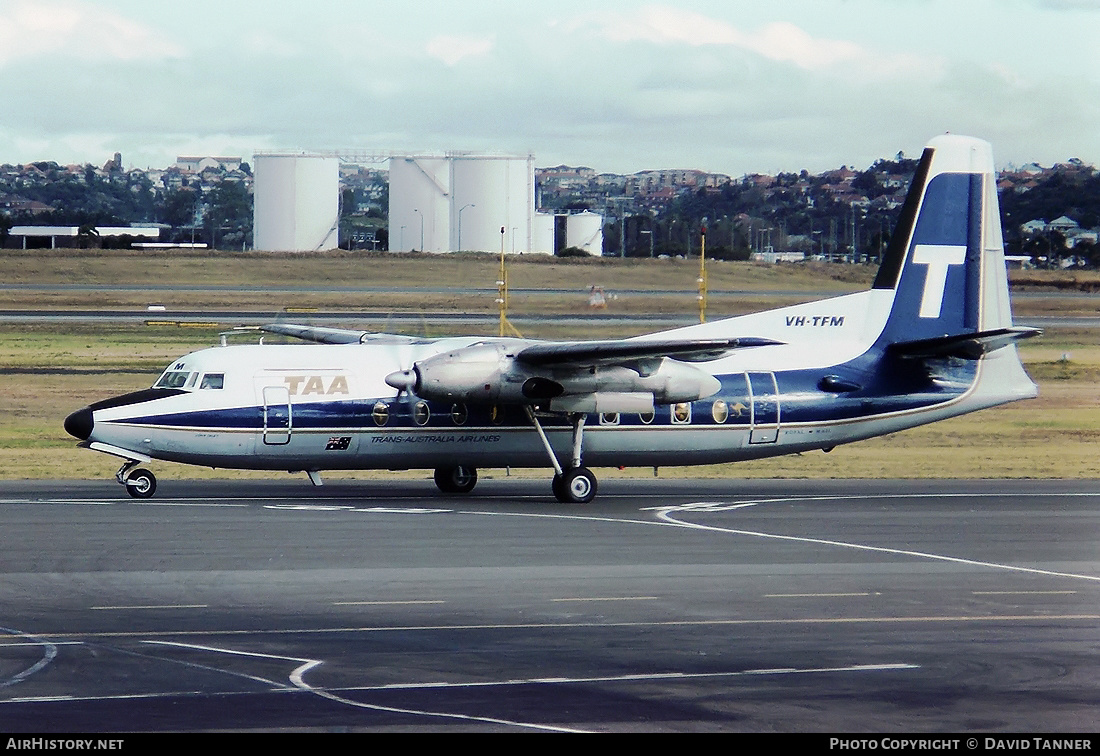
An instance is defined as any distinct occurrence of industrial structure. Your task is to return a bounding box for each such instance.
[252,154,340,252]
[252,149,603,255]
[388,153,539,253]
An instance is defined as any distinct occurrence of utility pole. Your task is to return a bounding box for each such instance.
[698,222,708,323]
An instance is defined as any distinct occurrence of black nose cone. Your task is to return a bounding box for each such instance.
[64,407,93,440]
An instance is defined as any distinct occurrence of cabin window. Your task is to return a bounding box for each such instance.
[372,401,389,426]
[671,402,692,424]
[413,401,430,426]
[711,400,728,424]
[199,373,224,390]
[490,405,505,425]
[599,412,619,426]
[638,410,655,425]
[451,403,468,425]
[155,371,191,389]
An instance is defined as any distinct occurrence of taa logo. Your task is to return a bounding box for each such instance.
[284,375,350,395]
[912,244,966,319]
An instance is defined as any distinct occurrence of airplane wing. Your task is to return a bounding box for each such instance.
[386,334,784,410]
[261,323,426,345]
[515,336,783,367]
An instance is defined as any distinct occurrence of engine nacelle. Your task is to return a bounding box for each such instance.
[385,346,721,406]
[385,343,537,404]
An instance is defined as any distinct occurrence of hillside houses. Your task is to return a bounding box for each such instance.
[2,149,1098,264]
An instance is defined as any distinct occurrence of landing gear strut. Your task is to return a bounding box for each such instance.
[116,460,157,499]
[526,407,598,504]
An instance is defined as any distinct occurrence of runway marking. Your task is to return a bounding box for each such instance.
[146,640,588,733]
[972,590,1078,596]
[551,596,660,602]
[334,600,446,606]
[765,592,877,598]
[263,504,453,514]
[91,604,209,610]
[0,659,919,730]
[649,497,1100,585]
[27,613,1100,642]
[0,628,58,689]
[326,662,920,693]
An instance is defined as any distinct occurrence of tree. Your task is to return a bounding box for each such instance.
[204,180,253,249]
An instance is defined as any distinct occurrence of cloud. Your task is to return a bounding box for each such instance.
[569,4,940,81]
[0,0,185,66]
[1036,0,1100,9]
[425,34,495,66]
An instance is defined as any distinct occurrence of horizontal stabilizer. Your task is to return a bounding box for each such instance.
[888,327,1041,360]
[516,337,781,367]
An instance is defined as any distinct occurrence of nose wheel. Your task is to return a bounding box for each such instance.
[116,461,157,499]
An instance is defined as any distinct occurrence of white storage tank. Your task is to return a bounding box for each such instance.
[388,157,451,252]
[450,156,534,254]
[388,153,534,253]
[566,211,604,256]
[531,212,556,255]
[253,154,340,251]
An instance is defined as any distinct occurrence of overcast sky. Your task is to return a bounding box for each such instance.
[0,0,1097,176]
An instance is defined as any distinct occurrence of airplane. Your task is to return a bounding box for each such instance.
[64,134,1040,503]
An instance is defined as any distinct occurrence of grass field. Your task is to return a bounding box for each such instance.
[2,249,1097,482]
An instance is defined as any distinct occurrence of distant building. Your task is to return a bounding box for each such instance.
[176,156,243,173]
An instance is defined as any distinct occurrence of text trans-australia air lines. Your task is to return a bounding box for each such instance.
[64,135,1040,503]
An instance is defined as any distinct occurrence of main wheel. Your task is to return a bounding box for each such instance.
[125,468,157,499]
[554,466,597,504]
[434,465,478,494]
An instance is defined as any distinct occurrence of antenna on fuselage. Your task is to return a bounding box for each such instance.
[218,326,263,346]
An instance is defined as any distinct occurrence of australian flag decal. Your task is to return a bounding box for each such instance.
[326,436,352,451]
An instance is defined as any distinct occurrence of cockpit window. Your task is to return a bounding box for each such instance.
[200,373,224,390]
[155,371,192,389]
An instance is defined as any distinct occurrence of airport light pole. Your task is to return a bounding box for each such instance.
[698,223,708,323]
[458,203,474,252]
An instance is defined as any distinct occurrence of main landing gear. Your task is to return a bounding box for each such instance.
[116,460,157,499]
[526,408,598,504]
[434,465,478,494]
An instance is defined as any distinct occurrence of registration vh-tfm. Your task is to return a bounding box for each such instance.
[65,135,1039,503]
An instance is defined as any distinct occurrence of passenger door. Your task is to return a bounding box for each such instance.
[261,384,292,445]
[747,371,780,444]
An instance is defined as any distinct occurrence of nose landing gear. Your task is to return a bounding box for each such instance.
[116,460,157,499]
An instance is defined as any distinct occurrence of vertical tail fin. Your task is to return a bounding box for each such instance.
[875,134,1023,348]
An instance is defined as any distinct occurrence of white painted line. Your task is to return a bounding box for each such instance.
[144,640,311,664]
[32,612,1100,642]
[148,639,589,733]
[0,627,58,689]
[651,498,1100,584]
[972,590,1078,596]
[551,596,660,602]
[334,600,446,606]
[263,504,454,514]
[91,604,209,610]
[765,593,876,598]
[327,662,921,693]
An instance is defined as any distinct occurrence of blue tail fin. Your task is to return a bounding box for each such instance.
[873,134,1035,353]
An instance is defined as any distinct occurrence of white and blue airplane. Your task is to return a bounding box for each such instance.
[65,135,1039,502]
